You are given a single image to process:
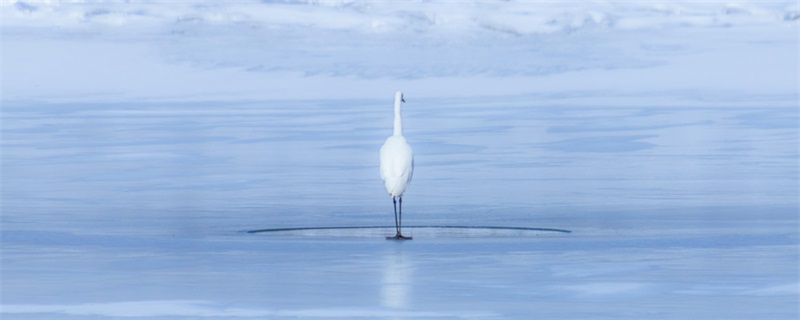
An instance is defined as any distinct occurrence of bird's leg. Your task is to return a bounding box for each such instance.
[396,197,411,240]
[393,196,399,235]
[398,196,403,237]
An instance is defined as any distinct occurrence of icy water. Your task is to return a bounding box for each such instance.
[2,98,798,319]
[2,1,799,319]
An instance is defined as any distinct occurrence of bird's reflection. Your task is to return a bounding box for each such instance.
[380,247,413,309]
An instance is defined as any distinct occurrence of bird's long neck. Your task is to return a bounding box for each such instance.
[393,99,403,136]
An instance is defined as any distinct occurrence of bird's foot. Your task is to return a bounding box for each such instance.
[386,232,413,240]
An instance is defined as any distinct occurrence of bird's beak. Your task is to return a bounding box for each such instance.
[401,97,406,103]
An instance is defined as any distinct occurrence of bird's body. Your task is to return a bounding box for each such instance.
[380,135,413,197]
[380,91,414,240]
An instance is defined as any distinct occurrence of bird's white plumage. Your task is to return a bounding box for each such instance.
[380,135,413,196]
[380,91,414,197]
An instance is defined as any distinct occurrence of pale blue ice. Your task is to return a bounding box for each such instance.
[2,1,798,319]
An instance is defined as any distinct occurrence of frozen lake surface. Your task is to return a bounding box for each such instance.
[3,98,797,319]
[2,1,798,319]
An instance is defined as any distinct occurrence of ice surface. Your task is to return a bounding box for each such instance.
[2,1,799,319]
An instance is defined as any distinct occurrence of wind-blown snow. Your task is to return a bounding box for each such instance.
[2,1,799,319]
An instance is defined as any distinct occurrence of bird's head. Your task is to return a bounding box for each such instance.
[396,91,405,103]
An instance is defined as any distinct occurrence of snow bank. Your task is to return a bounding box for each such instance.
[2,1,797,101]
[2,0,797,33]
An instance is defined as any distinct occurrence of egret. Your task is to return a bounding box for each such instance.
[380,91,414,240]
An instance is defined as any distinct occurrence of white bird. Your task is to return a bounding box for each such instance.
[380,91,414,240]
